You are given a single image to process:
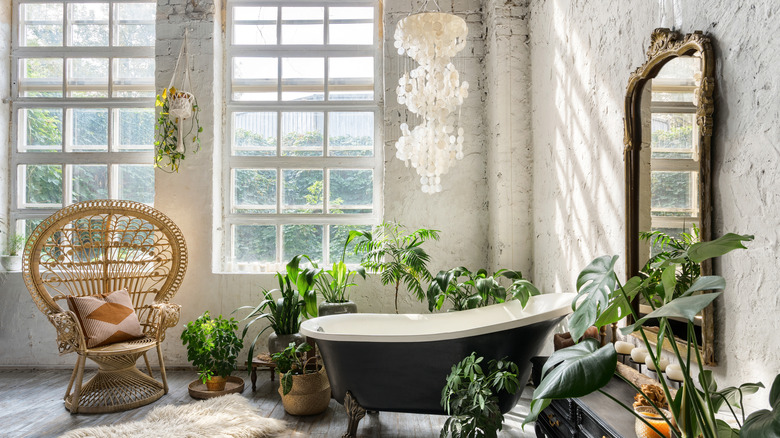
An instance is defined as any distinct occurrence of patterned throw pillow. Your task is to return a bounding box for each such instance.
[67,289,144,348]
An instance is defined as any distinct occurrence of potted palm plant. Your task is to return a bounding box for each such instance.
[524,232,780,438]
[1,233,26,272]
[272,342,331,416]
[348,221,439,313]
[180,311,243,392]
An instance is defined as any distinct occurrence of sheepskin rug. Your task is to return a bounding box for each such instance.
[60,394,287,438]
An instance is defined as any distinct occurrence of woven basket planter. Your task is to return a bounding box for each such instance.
[278,366,331,416]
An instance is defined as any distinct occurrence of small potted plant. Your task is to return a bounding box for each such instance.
[272,341,331,416]
[1,233,26,272]
[348,221,439,313]
[236,255,318,362]
[180,311,243,392]
[311,237,366,316]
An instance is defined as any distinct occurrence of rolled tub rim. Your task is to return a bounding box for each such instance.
[300,292,576,343]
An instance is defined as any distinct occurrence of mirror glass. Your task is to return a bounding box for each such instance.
[624,29,715,364]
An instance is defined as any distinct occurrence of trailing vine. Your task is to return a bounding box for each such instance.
[154,86,203,173]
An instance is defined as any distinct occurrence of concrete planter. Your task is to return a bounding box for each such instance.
[268,332,306,354]
[318,301,358,316]
[0,255,22,272]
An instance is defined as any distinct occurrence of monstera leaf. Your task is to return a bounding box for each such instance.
[742,374,780,438]
[571,255,618,342]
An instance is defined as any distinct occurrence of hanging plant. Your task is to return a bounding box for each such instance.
[154,86,202,172]
[154,31,203,173]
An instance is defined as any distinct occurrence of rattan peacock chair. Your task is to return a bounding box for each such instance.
[22,200,187,414]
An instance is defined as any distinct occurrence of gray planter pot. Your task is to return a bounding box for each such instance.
[318,301,358,316]
[0,255,22,272]
[267,332,306,354]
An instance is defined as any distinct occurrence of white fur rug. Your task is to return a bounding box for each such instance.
[60,394,287,438]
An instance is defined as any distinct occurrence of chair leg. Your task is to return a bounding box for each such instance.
[143,352,154,378]
[157,343,169,394]
[64,361,79,401]
[70,355,87,414]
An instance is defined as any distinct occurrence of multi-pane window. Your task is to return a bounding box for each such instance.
[10,0,156,237]
[224,0,381,272]
[648,56,701,246]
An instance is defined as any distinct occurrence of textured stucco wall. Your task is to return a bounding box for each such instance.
[529,0,780,402]
[482,0,535,276]
[0,0,491,367]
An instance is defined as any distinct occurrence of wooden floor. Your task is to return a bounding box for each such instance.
[0,368,536,437]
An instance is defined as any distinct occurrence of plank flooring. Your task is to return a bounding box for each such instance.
[0,368,536,437]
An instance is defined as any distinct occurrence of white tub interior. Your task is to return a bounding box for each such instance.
[300,292,577,343]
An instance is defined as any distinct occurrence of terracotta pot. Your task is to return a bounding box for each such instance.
[268,332,306,354]
[279,367,331,416]
[205,375,227,391]
[318,301,358,316]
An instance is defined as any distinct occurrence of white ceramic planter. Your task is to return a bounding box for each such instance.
[0,255,22,272]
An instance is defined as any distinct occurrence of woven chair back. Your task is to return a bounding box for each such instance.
[22,200,187,317]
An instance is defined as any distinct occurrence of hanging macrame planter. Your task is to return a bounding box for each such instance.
[154,32,203,172]
[394,0,469,194]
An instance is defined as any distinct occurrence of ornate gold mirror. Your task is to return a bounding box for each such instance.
[624,29,716,364]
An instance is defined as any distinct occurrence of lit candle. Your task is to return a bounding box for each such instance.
[631,347,648,363]
[666,363,684,381]
[645,355,669,372]
[615,341,634,354]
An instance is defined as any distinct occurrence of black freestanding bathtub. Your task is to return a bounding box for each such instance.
[300,293,576,437]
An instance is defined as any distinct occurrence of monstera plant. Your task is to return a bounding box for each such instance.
[524,232,779,438]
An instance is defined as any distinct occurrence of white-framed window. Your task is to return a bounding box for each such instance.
[223,0,382,272]
[9,0,156,237]
[646,56,701,248]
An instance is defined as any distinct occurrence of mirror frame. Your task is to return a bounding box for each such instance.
[624,28,716,365]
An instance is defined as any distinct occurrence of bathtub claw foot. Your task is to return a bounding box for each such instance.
[343,391,366,438]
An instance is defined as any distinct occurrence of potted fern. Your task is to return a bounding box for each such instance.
[1,233,26,272]
[180,311,243,392]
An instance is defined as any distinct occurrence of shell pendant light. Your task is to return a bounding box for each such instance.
[394,5,469,194]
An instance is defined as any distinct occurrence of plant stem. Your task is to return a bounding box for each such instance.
[395,279,400,314]
[615,373,678,435]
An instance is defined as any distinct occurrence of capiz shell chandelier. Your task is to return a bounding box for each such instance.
[394,10,469,194]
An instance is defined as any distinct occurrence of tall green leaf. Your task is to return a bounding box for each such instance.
[685,233,754,264]
[621,292,722,335]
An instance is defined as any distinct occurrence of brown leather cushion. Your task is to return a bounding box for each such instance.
[67,288,144,348]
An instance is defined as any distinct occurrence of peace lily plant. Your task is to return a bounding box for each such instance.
[525,232,780,438]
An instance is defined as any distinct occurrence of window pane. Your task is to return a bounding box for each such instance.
[115,3,155,46]
[69,3,109,46]
[281,112,323,157]
[20,108,63,152]
[233,169,277,214]
[281,7,323,45]
[233,57,278,101]
[652,91,695,103]
[69,108,108,152]
[329,7,373,45]
[651,171,695,216]
[329,170,373,214]
[282,57,324,101]
[234,225,277,264]
[23,164,62,207]
[72,165,108,202]
[116,108,154,151]
[329,57,373,101]
[655,57,700,81]
[233,112,277,156]
[329,112,373,157]
[329,224,370,264]
[19,219,45,239]
[113,58,155,97]
[282,169,323,213]
[20,58,63,97]
[21,3,63,47]
[233,7,277,45]
[651,113,695,159]
[67,58,108,97]
[117,165,154,205]
[283,224,323,262]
